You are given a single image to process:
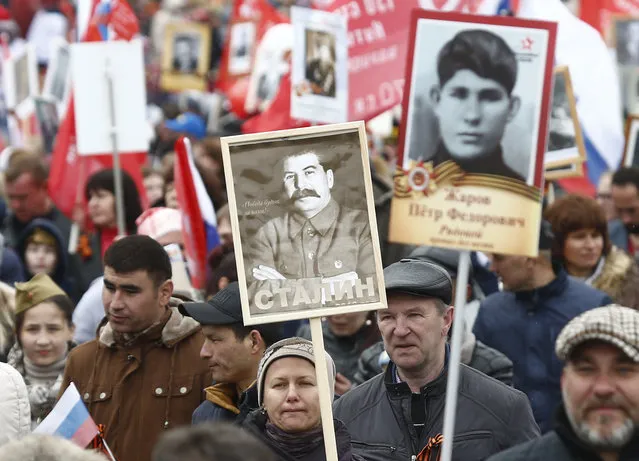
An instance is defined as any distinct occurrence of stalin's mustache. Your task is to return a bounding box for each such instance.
[291,189,320,200]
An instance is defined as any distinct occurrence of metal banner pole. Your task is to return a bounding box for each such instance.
[105,56,126,236]
[440,250,471,461]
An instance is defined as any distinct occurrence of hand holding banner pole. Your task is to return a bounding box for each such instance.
[309,317,339,461]
[441,250,471,461]
[104,56,126,237]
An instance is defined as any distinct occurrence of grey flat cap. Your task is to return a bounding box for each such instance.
[384,259,453,304]
[556,305,639,362]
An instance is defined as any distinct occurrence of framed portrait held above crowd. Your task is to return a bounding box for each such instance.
[623,114,639,167]
[220,122,386,326]
[160,22,212,92]
[389,9,557,257]
[543,66,586,179]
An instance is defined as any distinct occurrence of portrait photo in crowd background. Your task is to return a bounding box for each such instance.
[221,121,386,326]
[612,15,639,114]
[389,10,557,257]
[161,22,211,92]
[2,43,38,120]
[42,38,71,117]
[34,96,59,155]
[543,66,586,179]
[623,114,639,167]
[228,21,256,76]
[290,6,347,124]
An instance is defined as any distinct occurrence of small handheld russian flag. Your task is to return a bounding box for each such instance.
[34,383,99,449]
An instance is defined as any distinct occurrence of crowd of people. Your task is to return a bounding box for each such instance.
[0,1,637,461]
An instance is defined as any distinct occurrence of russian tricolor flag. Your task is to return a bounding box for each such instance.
[34,383,99,448]
[174,137,221,290]
[492,0,624,194]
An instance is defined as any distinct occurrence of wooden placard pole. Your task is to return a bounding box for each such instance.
[310,317,339,461]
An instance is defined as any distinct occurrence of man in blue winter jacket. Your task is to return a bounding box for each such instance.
[474,222,612,433]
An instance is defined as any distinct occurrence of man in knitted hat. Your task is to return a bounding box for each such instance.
[334,258,539,461]
[488,305,639,460]
[474,221,613,433]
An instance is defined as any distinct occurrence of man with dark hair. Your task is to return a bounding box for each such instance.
[609,167,639,260]
[334,259,540,461]
[488,305,639,461]
[152,423,277,461]
[428,29,524,182]
[247,149,376,309]
[181,282,282,424]
[2,154,72,248]
[59,236,211,461]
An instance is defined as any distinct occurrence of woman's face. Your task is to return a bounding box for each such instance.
[165,182,178,209]
[19,302,73,367]
[327,312,369,337]
[563,228,604,274]
[263,357,321,433]
[25,242,57,276]
[88,189,116,228]
[144,174,165,205]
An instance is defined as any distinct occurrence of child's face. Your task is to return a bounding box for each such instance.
[25,242,58,276]
[433,69,515,160]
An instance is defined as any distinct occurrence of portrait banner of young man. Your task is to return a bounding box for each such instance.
[290,6,348,125]
[220,121,386,325]
[389,10,557,257]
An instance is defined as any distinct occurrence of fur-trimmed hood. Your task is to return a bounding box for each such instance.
[98,303,201,348]
[591,246,639,310]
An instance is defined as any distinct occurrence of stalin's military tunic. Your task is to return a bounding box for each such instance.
[246,199,378,314]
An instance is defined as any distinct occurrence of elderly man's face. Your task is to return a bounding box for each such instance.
[282,152,333,218]
[431,70,520,161]
[562,341,639,451]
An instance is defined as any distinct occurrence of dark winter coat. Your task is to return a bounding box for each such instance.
[242,409,364,461]
[487,406,639,461]
[474,270,612,433]
[334,361,540,461]
[192,382,258,425]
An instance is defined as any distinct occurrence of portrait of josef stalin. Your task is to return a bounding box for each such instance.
[245,147,377,311]
[428,29,525,182]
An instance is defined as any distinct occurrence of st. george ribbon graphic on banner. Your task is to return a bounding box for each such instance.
[389,10,557,257]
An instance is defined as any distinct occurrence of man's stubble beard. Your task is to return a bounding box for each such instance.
[562,387,636,451]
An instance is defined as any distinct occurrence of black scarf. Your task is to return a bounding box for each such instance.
[264,420,324,460]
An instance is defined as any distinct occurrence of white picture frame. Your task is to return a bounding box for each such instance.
[221,121,386,326]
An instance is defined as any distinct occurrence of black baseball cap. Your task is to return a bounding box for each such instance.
[383,259,453,305]
[180,282,243,325]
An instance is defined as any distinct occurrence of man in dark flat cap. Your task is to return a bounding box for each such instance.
[428,29,525,182]
[334,258,540,461]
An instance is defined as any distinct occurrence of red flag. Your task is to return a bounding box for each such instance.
[242,73,310,133]
[48,96,148,220]
[173,138,207,289]
[48,0,147,225]
[216,0,288,117]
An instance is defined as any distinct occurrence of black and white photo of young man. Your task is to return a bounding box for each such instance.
[172,34,200,73]
[427,29,524,182]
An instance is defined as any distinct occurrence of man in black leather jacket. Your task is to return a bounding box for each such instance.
[333,259,540,461]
